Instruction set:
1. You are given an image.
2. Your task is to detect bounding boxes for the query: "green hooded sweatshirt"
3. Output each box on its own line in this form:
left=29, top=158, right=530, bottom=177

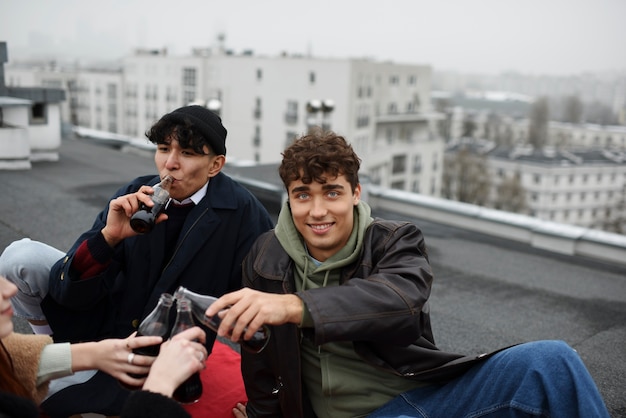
left=274, top=200, right=424, bottom=418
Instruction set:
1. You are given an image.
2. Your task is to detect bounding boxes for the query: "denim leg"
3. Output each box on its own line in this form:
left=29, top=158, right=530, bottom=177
left=0, top=238, right=63, bottom=321
left=368, top=340, right=609, bottom=418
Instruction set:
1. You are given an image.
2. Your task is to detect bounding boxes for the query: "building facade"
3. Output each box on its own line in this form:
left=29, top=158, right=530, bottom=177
left=5, top=47, right=446, bottom=196
left=446, top=141, right=626, bottom=230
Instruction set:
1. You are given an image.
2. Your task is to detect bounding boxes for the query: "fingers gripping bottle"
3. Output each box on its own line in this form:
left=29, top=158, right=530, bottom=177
left=174, top=286, right=271, bottom=354
left=130, top=175, right=174, bottom=234
left=171, top=297, right=203, bottom=404
left=128, top=293, right=174, bottom=382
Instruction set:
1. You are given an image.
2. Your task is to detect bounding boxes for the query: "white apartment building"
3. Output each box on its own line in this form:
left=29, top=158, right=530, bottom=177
left=447, top=142, right=626, bottom=229
left=1, top=42, right=66, bottom=169
left=5, top=48, right=446, bottom=196
left=450, top=109, right=626, bottom=150
left=4, top=61, right=78, bottom=128
left=512, top=119, right=626, bottom=150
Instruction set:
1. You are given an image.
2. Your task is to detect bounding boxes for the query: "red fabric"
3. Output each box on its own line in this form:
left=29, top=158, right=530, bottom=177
left=73, top=239, right=110, bottom=279
left=182, top=340, right=248, bottom=418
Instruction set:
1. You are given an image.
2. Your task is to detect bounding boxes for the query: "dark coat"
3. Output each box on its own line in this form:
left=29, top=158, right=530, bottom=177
left=120, top=391, right=190, bottom=418
left=0, top=390, right=190, bottom=418
left=42, top=172, right=273, bottom=350
left=241, top=219, right=505, bottom=418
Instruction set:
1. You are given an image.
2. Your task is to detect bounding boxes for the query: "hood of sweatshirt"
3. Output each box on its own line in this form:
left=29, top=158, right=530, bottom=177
left=274, top=199, right=373, bottom=291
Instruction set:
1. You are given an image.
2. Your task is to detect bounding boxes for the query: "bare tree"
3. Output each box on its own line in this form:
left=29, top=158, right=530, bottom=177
left=483, top=112, right=500, bottom=141
left=442, top=148, right=491, bottom=206
left=462, top=114, right=477, bottom=138
left=528, top=96, right=550, bottom=148
left=562, top=95, right=583, bottom=124
left=494, top=174, right=528, bottom=213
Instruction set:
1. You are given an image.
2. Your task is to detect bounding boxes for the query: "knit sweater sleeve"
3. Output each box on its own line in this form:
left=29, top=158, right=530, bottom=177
left=1, top=333, right=54, bottom=405
left=36, top=342, right=73, bottom=386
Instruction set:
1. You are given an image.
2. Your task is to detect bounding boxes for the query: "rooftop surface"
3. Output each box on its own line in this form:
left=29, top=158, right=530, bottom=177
left=1, top=137, right=624, bottom=416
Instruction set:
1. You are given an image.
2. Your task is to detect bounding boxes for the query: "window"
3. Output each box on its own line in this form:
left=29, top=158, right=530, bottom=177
left=256, top=68, right=263, bottom=80
left=183, top=91, right=195, bottom=105
left=386, top=128, right=393, bottom=143
left=253, top=126, right=261, bottom=147
left=254, top=97, right=262, bottom=119
left=30, top=103, right=46, bottom=124
left=309, top=71, right=316, bottom=84
left=408, top=75, right=417, bottom=85
left=183, top=68, right=196, bottom=87
left=108, top=103, right=117, bottom=118
left=412, top=155, right=422, bottom=173
left=392, top=155, right=406, bottom=174
left=389, top=75, right=399, bottom=85
left=285, top=101, right=298, bottom=124
left=107, top=84, right=117, bottom=99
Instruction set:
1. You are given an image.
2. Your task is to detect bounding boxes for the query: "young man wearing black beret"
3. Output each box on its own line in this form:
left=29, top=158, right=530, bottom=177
left=0, top=105, right=274, bottom=416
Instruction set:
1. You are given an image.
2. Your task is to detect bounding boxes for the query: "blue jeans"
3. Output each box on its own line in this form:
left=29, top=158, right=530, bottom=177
left=368, top=340, right=609, bottom=418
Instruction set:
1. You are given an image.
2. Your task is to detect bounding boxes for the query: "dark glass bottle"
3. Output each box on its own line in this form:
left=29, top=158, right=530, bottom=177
left=130, top=175, right=174, bottom=234
left=174, top=286, right=271, bottom=354
left=128, top=293, right=174, bottom=382
left=171, top=297, right=203, bottom=404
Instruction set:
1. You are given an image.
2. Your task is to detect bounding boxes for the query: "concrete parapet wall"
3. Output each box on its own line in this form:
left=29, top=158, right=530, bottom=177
left=367, top=186, right=626, bottom=267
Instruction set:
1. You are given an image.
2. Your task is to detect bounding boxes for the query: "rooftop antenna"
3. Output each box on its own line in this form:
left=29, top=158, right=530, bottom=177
left=217, top=32, right=226, bottom=54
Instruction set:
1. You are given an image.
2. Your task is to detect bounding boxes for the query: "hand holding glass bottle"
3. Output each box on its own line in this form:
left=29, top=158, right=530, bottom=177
left=174, top=286, right=271, bottom=353
left=130, top=175, right=174, bottom=234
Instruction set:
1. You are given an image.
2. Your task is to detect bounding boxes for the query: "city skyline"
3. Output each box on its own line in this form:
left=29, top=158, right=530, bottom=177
left=1, top=0, right=625, bottom=76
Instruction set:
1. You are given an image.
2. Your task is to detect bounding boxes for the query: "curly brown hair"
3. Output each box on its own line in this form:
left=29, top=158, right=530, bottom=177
left=279, top=129, right=361, bottom=192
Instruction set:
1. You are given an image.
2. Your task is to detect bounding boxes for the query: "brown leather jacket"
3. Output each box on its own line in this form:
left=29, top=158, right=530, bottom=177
left=241, top=219, right=498, bottom=418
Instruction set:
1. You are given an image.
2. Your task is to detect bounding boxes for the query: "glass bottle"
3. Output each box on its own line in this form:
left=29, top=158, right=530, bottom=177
left=170, top=297, right=203, bottom=404
left=174, top=286, right=271, bottom=354
left=128, top=293, right=174, bottom=382
left=130, top=175, right=174, bottom=234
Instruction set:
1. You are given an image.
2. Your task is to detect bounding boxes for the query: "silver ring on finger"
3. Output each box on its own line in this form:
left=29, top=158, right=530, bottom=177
left=127, top=352, right=135, bottom=365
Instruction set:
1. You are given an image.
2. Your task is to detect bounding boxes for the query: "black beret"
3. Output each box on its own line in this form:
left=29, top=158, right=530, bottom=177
left=160, top=105, right=227, bottom=155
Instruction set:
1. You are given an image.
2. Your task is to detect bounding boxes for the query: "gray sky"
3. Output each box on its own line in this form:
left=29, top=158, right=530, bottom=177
left=1, top=0, right=625, bottom=76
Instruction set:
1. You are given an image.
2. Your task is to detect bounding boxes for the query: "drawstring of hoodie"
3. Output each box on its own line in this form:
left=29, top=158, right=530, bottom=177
left=301, top=254, right=331, bottom=354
